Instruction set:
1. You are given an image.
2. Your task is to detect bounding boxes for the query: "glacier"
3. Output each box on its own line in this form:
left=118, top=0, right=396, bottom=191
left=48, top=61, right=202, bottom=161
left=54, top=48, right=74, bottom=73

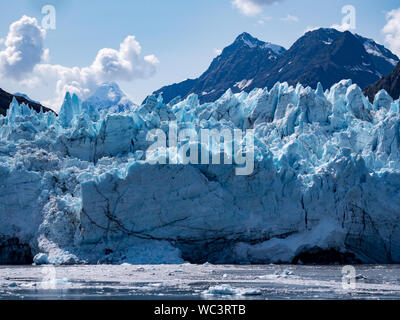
left=1, top=79, right=400, bottom=265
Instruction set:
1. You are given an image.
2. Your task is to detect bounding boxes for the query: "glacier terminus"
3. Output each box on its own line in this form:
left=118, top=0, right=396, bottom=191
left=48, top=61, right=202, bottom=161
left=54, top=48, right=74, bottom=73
left=1, top=79, right=400, bottom=265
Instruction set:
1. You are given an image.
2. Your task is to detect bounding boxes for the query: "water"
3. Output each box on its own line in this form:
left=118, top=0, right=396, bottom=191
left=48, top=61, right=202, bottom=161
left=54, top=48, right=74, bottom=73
left=0, top=264, right=399, bottom=300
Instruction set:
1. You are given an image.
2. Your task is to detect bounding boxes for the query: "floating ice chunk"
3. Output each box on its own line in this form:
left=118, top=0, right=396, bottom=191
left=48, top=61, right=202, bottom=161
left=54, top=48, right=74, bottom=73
left=283, top=269, right=294, bottom=276
left=240, top=288, right=262, bottom=296
left=203, top=285, right=238, bottom=296
left=34, top=253, right=49, bottom=265
left=203, top=285, right=262, bottom=296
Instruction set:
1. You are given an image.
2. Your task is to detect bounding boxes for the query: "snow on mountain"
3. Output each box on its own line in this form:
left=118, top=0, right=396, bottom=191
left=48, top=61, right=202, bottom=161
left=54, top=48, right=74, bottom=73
left=1, top=81, right=400, bottom=265
left=152, top=32, right=286, bottom=104
left=363, top=40, right=397, bottom=65
left=259, top=28, right=400, bottom=91
left=234, top=79, right=254, bottom=90
left=153, top=29, right=399, bottom=105
left=237, top=32, right=286, bottom=54
left=83, top=82, right=137, bottom=114
left=14, top=92, right=41, bottom=105
left=355, top=34, right=399, bottom=72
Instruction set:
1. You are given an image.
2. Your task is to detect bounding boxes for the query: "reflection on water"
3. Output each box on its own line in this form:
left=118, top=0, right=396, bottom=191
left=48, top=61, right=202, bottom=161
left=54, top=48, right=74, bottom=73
left=1, top=264, right=400, bottom=300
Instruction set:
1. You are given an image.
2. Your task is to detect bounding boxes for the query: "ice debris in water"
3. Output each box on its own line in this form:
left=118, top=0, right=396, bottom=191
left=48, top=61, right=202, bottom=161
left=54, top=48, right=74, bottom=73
left=203, top=284, right=262, bottom=296
left=1, top=80, right=400, bottom=265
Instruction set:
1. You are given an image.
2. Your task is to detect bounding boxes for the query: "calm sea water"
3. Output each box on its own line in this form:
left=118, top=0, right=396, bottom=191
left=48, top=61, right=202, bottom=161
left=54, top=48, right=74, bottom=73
left=1, top=264, right=399, bottom=300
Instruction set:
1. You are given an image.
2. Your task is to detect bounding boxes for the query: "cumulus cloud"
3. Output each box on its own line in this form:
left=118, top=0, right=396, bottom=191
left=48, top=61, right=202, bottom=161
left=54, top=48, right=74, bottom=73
left=331, top=5, right=356, bottom=33
left=257, top=16, right=272, bottom=25
left=233, top=0, right=284, bottom=16
left=34, top=35, right=159, bottom=106
left=90, top=36, right=158, bottom=81
left=304, top=26, right=320, bottom=33
left=280, top=14, right=299, bottom=22
left=0, top=15, right=46, bottom=80
left=382, top=8, right=400, bottom=56
left=0, top=15, right=159, bottom=110
left=214, top=48, right=222, bottom=55
left=331, top=22, right=352, bottom=32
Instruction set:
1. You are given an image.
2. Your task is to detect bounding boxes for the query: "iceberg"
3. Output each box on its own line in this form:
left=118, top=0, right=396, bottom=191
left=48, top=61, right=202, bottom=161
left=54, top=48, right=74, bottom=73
left=1, top=80, right=400, bottom=265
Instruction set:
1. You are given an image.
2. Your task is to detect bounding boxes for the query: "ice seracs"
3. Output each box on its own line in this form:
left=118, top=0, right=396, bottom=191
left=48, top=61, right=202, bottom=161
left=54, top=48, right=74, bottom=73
left=1, top=79, right=400, bottom=265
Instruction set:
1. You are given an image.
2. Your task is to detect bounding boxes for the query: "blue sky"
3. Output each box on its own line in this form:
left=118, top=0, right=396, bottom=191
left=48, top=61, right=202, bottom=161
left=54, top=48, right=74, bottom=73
left=0, top=0, right=399, bottom=109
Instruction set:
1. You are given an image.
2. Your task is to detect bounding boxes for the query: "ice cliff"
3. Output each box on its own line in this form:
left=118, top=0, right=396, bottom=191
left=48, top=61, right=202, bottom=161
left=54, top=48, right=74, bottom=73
left=1, top=80, right=400, bottom=265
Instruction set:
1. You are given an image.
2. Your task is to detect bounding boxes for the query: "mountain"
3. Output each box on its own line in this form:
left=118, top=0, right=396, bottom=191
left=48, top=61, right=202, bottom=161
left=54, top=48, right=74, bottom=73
left=83, top=82, right=137, bottom=113
left=0, top=88, right=53, bottom=116
left=153, top=32, right=286, bottom=104
left=13, top=92, right=41, bottom=105
left=364, top=61, right=400, bottom=102
left=153, top=29, right=399, bottom=104
left=355, top=34, right=399, bottom=76
left=261, top=28, right=399, bottom=90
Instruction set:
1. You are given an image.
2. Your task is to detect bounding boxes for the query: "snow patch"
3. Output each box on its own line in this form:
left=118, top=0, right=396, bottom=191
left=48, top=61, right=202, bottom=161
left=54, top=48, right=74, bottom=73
left=234, top=79, right=253, bottom=90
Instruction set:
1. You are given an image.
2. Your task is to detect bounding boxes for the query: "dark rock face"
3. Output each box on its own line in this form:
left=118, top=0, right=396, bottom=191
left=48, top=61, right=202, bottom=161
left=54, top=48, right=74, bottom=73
left=152, top=79, right=198, bottom=106
left=292, top=247, right=362, bottom=265
left=0, top=237, right=33, bottom=265
left=0, top=88, right=54, bottom=116
left=153, top=32, right=286, bottom=104
left=153, top=29, right=399, bottom=105
left=355, top=34, right=399, bottom=77
left=260, top=29, right=394, bottom=91
left=364, top=62, right=400, bottom=102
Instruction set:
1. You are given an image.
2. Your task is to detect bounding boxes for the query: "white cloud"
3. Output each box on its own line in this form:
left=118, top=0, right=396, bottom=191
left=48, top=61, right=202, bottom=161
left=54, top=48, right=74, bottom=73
left=232, top=0, right=284, bottom=16
left=214, top=48, right=222, bottom=55
left=331, top=22, right=352, bottom=32
left=0, top=16, right=159, bottom=111
left=33, top=35, right=159, bottom=109
left=280, top=14, right=299, bottom=22
left=382, top=8, right=400, bottom=56
left=257, top=16, right=272, bottom=25
left=0, top=15, right=46, bottom=80
left=0, top=38, right=4, bottom=45
left=304, top=26, right=320, bottom=33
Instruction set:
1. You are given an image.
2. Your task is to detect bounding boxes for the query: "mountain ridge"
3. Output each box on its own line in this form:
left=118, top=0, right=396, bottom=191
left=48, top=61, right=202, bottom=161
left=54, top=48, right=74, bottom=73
left=153, top=28, right=399, bottom=104
left=153, top=32, right=287, bottom=104
left=364, top=61, right=400, bottom=102
left=0, top=88, right=54, bottom=116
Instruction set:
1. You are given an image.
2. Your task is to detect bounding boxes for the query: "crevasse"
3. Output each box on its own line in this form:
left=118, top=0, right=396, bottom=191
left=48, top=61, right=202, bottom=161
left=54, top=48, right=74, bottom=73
left=1, top=79, right=400, bottom=265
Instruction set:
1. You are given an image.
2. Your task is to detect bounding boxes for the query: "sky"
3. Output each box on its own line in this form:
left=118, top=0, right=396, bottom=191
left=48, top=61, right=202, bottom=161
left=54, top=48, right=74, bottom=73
left=0, top=0, right=400, bottom=111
